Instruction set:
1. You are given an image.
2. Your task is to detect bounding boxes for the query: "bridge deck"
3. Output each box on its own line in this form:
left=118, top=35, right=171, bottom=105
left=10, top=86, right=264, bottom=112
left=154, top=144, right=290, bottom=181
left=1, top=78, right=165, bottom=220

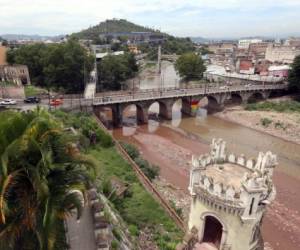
left=92, top=84, right=287, bottom=106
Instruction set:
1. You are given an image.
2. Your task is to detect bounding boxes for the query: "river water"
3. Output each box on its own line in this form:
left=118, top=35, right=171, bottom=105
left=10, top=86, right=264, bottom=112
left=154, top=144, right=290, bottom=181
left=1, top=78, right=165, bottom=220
left=109, top=64, right=300, bottom=249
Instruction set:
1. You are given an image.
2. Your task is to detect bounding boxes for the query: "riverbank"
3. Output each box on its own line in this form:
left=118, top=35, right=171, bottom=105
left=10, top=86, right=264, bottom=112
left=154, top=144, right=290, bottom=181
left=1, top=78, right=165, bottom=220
left=113, top=119, right=300, bottom=250
left=215, top=105, right=300, bottom=144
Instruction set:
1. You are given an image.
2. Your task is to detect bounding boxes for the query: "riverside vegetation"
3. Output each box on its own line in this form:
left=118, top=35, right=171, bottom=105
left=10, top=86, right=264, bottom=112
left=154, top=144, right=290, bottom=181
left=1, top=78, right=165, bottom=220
left=0, top=109, right=182, bottom=250
left=51, top=111, right=183, bottom=249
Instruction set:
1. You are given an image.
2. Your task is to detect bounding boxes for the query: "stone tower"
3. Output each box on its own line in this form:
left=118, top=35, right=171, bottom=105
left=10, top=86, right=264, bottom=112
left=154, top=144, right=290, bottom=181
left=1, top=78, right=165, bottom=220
left=187, top=138, right=277, bottom=250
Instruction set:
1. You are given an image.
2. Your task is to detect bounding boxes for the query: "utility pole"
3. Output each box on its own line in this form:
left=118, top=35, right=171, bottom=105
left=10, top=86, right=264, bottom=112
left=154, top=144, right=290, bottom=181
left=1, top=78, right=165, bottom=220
left=157, top=45, right=162, bottom=74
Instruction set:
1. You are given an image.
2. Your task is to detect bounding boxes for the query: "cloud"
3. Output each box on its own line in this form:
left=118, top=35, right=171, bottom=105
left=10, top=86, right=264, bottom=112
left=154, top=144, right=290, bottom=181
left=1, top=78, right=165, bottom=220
left=0, top=0, right=299, bottom=37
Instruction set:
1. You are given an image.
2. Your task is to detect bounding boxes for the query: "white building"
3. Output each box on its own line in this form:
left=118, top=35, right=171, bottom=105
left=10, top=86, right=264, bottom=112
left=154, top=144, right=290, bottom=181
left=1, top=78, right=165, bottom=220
left=265, top=44, right=300, bottom=64
left=238, top=39, right=263, bottom=49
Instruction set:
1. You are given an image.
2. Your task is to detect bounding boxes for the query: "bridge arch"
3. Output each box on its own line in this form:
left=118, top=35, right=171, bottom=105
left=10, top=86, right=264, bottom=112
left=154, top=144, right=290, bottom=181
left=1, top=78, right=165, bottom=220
left=207, top=95, right=221, bottom=113
left=268, top=90, right=283, bottom=99
left=247, top=92, right=264, bottom=103
left=230, top=93, right=243, bottom=105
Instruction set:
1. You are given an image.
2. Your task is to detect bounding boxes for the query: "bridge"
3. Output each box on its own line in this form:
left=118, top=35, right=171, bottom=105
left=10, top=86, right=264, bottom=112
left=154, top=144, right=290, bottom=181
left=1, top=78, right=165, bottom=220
left=93, top=83, right=288, bottom=127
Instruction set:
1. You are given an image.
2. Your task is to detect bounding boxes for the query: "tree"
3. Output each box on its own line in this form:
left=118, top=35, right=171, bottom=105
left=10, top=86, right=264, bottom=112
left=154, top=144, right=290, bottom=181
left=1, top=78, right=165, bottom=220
left=288, top=55, right=300, bottom=90
left=97, top=53, right=138, bottom=91
left=0, top=108, right=96, bottom=250
left=6, top=39, right=94, bottom=93
left=175, top=52, right=206, bottom=80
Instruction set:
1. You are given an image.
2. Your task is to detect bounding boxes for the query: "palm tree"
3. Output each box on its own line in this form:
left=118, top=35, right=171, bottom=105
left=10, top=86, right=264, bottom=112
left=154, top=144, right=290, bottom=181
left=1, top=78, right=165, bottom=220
left=0, top=109, right=96, bottom=250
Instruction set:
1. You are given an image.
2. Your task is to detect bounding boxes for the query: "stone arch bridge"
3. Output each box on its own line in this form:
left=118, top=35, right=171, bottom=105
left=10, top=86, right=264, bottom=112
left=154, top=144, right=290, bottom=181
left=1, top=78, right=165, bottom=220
left=93, top=83, right=287, bottom=127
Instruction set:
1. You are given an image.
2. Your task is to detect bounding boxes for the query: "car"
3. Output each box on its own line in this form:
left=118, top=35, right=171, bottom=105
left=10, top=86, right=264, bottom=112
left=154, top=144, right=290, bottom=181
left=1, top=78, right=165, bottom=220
left=50, top=98, right=63, bottom=106
left=0, top=99, right=17, bottom=105
left=245, top=84, right=252, bottom=88
left=24, top=96, right=41, bottom=103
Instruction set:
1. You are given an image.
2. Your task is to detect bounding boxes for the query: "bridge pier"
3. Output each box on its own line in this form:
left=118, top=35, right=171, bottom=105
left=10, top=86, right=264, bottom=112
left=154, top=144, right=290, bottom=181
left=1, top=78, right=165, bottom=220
left=159, top=100, right=173, bottom=120
left=112, top=104, right=123, bottom=128
left=137, top=106, right=149, bottom=125
left=181, top=97, right=203, bottom=117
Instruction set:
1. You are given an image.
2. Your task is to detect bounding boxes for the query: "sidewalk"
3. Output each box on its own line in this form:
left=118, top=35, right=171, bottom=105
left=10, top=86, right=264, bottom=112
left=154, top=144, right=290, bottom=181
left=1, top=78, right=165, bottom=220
left=66, top=205, right=97, bottom=250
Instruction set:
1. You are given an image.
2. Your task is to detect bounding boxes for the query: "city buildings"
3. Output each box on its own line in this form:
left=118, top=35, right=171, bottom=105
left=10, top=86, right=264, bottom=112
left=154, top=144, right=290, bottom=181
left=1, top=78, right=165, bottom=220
left=238, top=39, right=263, bottom=49
left=265, top=44, right=300, bottom=64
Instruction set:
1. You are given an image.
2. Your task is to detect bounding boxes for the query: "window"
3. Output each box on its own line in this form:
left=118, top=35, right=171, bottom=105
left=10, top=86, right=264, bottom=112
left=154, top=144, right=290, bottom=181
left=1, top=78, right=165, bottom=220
left=249, top=198, right=255, bottom=215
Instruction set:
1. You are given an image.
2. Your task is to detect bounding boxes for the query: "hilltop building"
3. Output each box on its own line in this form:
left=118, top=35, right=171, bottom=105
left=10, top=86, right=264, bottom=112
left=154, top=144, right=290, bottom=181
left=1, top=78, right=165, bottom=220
left=178, top=139, right=277, bottom=250
left=238, top=39, right=263, bottom=49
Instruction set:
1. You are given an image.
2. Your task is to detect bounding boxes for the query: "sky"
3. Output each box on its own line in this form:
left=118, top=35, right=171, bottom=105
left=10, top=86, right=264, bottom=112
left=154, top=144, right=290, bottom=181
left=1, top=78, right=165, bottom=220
left=1, top=0, right=300, bottom=38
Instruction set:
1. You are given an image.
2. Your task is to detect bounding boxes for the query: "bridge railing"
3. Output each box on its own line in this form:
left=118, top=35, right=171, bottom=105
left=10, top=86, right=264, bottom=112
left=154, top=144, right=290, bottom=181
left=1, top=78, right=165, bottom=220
left=92, top=83, right=288, bottom=105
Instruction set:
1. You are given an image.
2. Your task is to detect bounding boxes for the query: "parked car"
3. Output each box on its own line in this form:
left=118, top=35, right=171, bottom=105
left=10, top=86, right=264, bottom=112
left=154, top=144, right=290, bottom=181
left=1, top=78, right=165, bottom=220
left=24, top=96, right=41, bottom=103
left=50, top=98, right=63, bottom=106
left=245, top=84, right=252, bottom=88
left=0, top=99, right=17, bottom=105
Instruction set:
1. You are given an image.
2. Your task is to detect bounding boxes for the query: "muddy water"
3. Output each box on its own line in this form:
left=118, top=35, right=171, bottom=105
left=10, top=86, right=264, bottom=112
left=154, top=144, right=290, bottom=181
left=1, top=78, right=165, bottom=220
left=111, top=102, right=300, bottom=250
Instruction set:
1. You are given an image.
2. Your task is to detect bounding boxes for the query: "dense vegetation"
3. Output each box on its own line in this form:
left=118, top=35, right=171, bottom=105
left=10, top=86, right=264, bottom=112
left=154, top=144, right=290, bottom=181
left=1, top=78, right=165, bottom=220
left=245, top=100, right=300, bottom=113
left=72, top=19, right=159, bottom=41
left=0, top=109, right=96, bottom=250
left=90, top=147, right=182, bottom=249
left=52, top=111, right=183, bottom=249
left=73, top=19, right=195, bottom=55
left=97, top=53, right=139, bottom=90
left=0, top=109, right=182, bottom=249
left=6, top=39, right=94, bottom=93
left=121, top=142, right=159, bottom=181
left=289, top=55, right=300, bottom=90
left=175, top=52, right=206, bottom=80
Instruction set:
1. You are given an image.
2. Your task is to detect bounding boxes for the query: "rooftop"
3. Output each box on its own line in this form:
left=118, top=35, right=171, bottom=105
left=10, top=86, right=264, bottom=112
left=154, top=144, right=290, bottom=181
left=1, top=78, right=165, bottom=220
left=201, top=163, right=252, bottom=190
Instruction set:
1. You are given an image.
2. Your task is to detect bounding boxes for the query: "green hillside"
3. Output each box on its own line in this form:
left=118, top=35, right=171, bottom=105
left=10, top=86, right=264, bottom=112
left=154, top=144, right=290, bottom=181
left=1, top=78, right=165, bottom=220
left=71, top=18, right=195, bottom=54
left=72, top=19, right=161, bottom=40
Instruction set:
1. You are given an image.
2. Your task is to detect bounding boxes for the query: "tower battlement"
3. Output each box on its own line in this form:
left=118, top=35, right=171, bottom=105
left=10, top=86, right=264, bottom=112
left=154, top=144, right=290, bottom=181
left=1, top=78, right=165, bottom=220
left=187, top=138, right=278, bottom=250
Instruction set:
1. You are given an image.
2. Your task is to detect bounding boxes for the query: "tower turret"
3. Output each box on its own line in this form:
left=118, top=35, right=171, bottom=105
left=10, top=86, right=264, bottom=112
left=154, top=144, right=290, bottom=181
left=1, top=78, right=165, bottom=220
left=187, top=138, right=277, bottom=250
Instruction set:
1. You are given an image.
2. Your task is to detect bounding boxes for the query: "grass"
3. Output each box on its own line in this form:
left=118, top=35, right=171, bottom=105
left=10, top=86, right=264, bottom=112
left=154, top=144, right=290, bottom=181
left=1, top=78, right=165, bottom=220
left=53, top=110, right=183, bottom=249
left=89, top=146, right=183, bottom=249
left=24, top=85, right=48, bottom=97
left=245, top=100, right=300, bottom=113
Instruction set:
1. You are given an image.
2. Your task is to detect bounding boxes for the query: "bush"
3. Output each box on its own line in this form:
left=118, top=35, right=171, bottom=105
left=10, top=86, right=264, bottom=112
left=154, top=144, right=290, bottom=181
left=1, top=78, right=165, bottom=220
left=260, top=118, right=272, bottom=127
left=51, top=111, right=113, bottom=148
left=121, top=142, right=159, bottom=181
left=120, top=142, right=140, bottom=159
left=134, top=156, right=159, bottom=181
left=128, top=224, right=139, bottom=236
left=274, top=121, right=286, bottom=130
left=245, top=101, right=300, bottom=113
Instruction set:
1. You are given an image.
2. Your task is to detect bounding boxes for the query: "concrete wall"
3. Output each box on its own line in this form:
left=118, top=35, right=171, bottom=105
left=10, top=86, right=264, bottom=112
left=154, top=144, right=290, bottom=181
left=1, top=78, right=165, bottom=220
left=0, top=86, right=25, bottom=99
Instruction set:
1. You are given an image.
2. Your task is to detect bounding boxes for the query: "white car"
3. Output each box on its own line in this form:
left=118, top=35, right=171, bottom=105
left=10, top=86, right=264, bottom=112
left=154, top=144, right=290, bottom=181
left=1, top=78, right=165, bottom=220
left=0, top=99, right=17, bottom=105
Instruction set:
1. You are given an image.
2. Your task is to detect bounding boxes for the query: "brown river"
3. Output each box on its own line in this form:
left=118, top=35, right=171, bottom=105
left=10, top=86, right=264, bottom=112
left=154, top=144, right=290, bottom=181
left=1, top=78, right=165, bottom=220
left=108, top=63, right=300, bottom=250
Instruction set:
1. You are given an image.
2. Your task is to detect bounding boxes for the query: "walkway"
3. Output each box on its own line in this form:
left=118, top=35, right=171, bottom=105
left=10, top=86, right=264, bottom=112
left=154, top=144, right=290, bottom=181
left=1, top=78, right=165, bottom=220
left=92, top=83, right=287, bottom=105
left=66, top=205, right=96, bottom=250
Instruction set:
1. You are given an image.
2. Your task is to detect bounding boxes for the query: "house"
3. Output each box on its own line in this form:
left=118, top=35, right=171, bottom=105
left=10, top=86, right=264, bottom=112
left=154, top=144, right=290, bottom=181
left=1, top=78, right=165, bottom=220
left=0, top=64, right=31, bottom=85
left=268, top=65, right=290, bottom=78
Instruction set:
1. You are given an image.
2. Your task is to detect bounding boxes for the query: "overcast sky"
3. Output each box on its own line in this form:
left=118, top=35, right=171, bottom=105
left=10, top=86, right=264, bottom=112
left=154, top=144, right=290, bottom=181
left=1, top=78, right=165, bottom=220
left=1, top=0, right=300, bottom=38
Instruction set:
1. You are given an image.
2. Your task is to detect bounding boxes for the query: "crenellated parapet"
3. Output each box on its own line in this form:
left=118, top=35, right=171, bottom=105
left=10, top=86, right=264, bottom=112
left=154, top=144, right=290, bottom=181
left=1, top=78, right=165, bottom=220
left=189, top=138, right=277, bottom=221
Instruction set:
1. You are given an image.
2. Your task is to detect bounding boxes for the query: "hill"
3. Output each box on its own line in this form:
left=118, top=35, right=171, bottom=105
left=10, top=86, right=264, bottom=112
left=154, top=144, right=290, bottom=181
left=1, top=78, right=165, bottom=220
left=72, top=18, right=195, bottom=54
left=72, top=19, right=161, bottom=40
